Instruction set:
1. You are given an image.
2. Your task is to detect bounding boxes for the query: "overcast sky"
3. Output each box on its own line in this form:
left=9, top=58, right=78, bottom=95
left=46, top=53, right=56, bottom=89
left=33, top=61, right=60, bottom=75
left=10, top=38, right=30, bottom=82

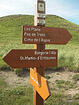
left=0, top=0, right=79, bottom=25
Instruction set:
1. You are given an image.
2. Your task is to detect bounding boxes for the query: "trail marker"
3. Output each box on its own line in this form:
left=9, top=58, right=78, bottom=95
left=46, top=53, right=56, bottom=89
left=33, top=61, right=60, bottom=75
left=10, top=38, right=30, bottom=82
left=30, top=68, right=51, bottom=100
left=37, top=1, right=45, bottom=13
left=3, top=0, right=72, bottom=105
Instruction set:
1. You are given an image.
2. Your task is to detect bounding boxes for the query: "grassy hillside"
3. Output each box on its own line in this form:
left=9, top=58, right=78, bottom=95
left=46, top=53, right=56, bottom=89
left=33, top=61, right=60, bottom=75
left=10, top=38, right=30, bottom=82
left=0, top=15, right=79, bottom=70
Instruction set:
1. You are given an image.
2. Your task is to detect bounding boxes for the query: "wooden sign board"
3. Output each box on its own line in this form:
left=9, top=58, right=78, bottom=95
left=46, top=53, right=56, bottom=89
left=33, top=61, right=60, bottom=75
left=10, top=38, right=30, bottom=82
left=30, top=68, right=51, bottom=100
left=3, top=49, right=58, bottom=68
left=23, top=26, right=72, bottom=44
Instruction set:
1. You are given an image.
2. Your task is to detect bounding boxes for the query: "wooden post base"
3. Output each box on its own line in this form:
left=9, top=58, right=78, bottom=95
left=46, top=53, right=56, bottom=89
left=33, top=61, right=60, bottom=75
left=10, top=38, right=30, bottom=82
left=33, top=89, right=44, bottom=105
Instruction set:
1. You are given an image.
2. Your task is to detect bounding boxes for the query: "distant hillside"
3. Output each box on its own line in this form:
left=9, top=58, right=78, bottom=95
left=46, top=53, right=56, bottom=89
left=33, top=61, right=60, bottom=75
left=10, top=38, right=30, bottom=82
left=0, top=15, right=79, bottom=70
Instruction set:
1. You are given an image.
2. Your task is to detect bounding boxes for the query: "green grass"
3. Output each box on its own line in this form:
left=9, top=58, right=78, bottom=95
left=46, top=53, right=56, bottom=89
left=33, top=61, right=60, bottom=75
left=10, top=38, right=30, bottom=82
left=55, top=80, right=75, bottom=90
left=14, top=68, right=29, bottom=76
left=73, top=93, right=79, bottom=99
left=0, top=77, right=79, bottom=105
left=72, top=74, right=79, bottom=81
left=45, top=92, right=79, bottom=105
left=0, top=83, right=79, bottom=105
left=0, top=81, right=33, bottom=105
left=0, top=14, right=79, bottom=71
left=45, top=75, right=51, bottom=79
left=46, top=44, right=79, bottom=71
left=0, top=77, right=7, bottom=88
left=0, top=77, right=33, bottom=105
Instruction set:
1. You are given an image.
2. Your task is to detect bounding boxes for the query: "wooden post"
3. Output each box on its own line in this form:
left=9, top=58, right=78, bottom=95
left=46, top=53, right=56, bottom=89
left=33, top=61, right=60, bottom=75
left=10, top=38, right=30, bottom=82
left=33, top=44, right=45, bottom=105
left=33, top=0, right=45, bottom=105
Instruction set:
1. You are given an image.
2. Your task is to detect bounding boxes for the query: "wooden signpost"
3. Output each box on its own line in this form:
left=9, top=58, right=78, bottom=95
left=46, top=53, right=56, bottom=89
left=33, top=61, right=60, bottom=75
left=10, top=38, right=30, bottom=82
left=33, top=1, right=46, bottom=105
left=3, top=0, right=72, bottom=105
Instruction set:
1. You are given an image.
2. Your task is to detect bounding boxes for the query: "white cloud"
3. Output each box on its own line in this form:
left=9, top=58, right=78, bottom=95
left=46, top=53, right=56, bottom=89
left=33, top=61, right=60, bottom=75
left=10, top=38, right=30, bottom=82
left=0, top=0, right=36, bottom=17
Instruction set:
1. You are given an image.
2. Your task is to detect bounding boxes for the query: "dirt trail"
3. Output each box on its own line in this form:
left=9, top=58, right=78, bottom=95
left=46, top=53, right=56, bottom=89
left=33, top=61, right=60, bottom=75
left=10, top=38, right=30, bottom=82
left=0, top=71, right=30, bottom=87
left=46, top=70, right=79, bottom=97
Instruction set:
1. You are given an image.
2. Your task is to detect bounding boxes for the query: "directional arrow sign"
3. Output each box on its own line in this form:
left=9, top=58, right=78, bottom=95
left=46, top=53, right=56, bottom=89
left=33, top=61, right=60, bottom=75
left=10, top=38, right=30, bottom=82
left=23, top=26, right=72, bottom=44
left=3, top=49, right=57, bottom=68
left=30, top=68, right=51, bottom=100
